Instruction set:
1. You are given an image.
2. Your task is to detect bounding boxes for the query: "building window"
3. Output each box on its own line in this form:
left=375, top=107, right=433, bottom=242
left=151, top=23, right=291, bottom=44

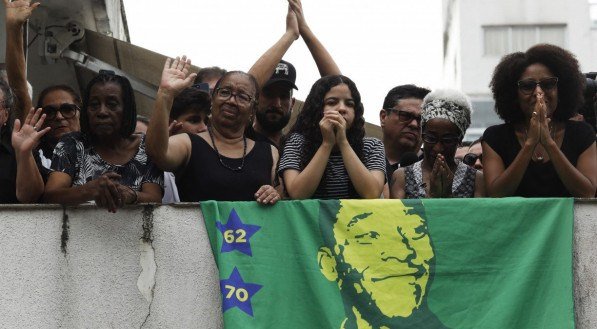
left=483, top=25, right=566, bottom=56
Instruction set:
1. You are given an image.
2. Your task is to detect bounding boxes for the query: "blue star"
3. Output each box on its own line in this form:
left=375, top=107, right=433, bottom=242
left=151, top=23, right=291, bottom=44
left=220, top=267, right=263, bottom=316
left=216, top=209, right=261, bottom=256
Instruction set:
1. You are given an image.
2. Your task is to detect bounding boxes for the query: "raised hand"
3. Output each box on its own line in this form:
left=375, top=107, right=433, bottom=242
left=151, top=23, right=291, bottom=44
left=286, top=3, right=299, bottom=40
left=12, top=107, right=50, bottom=155
left=159, top=56, right=197, bottom=97
left=524, top=93, right=544, bottom=147
left=536, top=94, right=553, bottom=146
left=168, top=120, right=184, bottom=136
left=288, top=0, right=308, bottom=33
left=3, top=0, right=39, bottom=25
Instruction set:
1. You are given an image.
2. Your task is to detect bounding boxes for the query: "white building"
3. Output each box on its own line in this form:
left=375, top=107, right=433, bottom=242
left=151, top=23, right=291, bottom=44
left=443, top=0, right=597, bottom=140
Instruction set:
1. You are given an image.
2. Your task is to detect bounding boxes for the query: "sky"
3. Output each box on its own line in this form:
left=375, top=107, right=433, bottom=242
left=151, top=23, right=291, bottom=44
left=123, top=0, right=443, bottom=124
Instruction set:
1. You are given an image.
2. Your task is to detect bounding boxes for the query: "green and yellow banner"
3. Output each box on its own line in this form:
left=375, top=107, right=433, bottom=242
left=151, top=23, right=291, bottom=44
left=201, top=198, right=574, bottom=329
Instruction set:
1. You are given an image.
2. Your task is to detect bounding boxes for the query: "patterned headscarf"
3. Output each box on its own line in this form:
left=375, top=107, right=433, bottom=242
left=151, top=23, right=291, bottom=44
left=421, top=89, right=472, bottom=136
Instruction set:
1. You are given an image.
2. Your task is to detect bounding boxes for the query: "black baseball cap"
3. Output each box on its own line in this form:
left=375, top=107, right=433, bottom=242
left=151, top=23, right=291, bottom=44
left=263, top=60, right=298, bottom=90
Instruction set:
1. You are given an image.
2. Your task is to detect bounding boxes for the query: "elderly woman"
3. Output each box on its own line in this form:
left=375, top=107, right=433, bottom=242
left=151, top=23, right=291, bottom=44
left=279, top=75, right=386, bottom=199
left=146, top=57, right=280, bottom=204
left=391, top=89, right=485, bottom=198
left=483, top=44, right=596, bottom=197
left=43, top=71, right=164, bottom=212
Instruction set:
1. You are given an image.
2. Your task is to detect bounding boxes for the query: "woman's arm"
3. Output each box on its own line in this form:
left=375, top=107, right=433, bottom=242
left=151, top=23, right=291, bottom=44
left=482, top=140, right=534, bottom=197
left=146, top=57, right=196, bottom=172
left=389, top=169, right=407, bottom=199
left=338, top=140, right=385, bottom=199
left=473, top=171, right=486, bottom=197
left=136, top=182, right=163, bottom=203
left=248, top=5, right=299, bottom=89
left=544, top=139, right=596, bottom=197
left=12, top=108, right=50, bottom=203
left=4, top=0, right=39, bottom=122
left=44, top=171, right=123, bottom=212
left=283, top=143, right=334, bottom=199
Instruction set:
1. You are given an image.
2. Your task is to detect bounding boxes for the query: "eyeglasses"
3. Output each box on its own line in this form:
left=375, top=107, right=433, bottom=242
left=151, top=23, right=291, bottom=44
left=422, top=133, right=461, bottom=146
left=215, top=87, right=254, bottom=105
left=384, top=108, right=421, bottom=124
left=42, top=103, right=79, bottom=120
left=463, top=153, right=482, bottom=166
left=517, top=77, right=558, bottom=95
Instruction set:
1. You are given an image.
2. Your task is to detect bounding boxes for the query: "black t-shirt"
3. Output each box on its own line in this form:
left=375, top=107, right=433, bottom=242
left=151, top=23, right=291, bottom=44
left=483, top=120, right=595, bottom=197
left=0, top=127, right=17, bottom=203
left=176, top=133, right=273, bottom=201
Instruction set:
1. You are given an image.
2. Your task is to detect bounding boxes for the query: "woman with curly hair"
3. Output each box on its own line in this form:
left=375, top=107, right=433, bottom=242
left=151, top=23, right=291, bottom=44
left=483, top=44, right=596, bottom=197
left=279, top=75, right=386, bottom=199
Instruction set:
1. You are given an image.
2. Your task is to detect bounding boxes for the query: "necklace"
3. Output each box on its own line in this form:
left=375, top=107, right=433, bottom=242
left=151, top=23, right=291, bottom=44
left=207, top=126, right=247, bottom=171
left=523, top=122, right=555, bottom=161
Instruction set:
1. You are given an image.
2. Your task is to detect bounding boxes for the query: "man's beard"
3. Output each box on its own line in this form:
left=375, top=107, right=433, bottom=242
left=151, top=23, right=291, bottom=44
left=255, top=108, right=291, bottom=133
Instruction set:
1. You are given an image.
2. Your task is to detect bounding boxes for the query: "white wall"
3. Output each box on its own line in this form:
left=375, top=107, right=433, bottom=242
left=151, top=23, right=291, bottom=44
left=0, top=204, right=222, bottom=328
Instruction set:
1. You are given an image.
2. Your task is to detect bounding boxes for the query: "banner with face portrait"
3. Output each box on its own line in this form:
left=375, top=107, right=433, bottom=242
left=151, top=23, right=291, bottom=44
left=201, top=198, right=574, bottom=329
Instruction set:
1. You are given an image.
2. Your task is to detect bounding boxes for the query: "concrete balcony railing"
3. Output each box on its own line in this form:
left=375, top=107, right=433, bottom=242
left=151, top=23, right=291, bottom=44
left=0, top=200, right=595, bottom=328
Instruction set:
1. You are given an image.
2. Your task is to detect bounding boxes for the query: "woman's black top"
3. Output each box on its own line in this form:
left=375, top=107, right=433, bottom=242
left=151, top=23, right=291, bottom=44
left=0, top=127, right=17, bottom=203
left=176, top=133, right=273, bottom=201
left=483, top=120, right=595, bottom=197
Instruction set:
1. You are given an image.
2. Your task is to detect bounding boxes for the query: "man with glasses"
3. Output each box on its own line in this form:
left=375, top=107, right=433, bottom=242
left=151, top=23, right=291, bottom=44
left=380, top=85, right=430, bottom=197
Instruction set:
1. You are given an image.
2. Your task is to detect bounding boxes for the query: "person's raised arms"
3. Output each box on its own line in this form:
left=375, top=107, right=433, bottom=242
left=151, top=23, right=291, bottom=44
left=12, top=107, right=50, bottom=202
left=288, top=0, right=341, bottom=76
left=3, top=0, right=39, bottom=122
left=146, top=56, right=197, bottom=172
left=248, top=5, right=299, bottom=89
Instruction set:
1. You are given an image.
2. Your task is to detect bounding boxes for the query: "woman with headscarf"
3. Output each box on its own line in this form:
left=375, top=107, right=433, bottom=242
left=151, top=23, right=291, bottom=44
left=391, top=89, right=485, bottom=198
left=43, top=71, right=164, bottom=212
left=483, top=44, right=596, bottom=197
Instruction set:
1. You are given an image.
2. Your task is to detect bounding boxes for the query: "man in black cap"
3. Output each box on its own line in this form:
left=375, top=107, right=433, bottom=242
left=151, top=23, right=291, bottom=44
left=251, top=60, right=297, bottom=146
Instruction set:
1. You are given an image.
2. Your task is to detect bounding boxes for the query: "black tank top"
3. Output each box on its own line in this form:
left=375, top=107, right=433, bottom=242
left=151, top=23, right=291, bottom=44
left=176, top=133, right=273, bottom=201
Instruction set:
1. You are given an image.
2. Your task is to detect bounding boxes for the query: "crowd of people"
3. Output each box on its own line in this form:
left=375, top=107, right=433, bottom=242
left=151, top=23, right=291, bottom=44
left=0, top=0, right=595, bottom=211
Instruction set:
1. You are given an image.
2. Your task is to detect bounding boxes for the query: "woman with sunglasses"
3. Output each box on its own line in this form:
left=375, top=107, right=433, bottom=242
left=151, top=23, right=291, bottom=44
left=146, top=57, right=280, bottom=204
left=391, top=89, right=485, bottom=198
left=483, top=44, right=596, bottom=197
left=279, top=75, right=386, bottom=199
left=43, top=71, right=164, bottom=212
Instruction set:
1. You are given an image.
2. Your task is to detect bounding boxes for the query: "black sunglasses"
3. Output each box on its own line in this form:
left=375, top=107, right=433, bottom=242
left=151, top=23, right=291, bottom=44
left=517, top=77, right=558, bottom=95
left=463, top=153, right=482, bottom=166
left=384, top=108, right=422, bottom=124
left=422, top=133, right=461, bottom=145
left=42, top=103, right=79, bottom=120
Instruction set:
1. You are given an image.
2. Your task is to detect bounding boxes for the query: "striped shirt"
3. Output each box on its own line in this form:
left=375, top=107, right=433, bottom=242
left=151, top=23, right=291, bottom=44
left=279, top=133, right=386, bottom=199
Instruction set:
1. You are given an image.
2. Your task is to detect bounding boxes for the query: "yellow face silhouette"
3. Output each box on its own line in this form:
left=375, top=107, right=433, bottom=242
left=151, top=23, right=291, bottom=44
left=331, top=200, right=433, bottom=318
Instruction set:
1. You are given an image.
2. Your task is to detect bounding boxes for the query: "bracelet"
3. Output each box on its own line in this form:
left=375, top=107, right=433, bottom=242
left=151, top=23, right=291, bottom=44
left=125, top=185, right=138, bottom=205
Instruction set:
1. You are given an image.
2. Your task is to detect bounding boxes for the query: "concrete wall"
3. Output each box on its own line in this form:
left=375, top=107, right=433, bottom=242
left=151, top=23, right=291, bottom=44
left=0, top=204, right=222, bottom=328
left=0, top=201, right=595, bottom=328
